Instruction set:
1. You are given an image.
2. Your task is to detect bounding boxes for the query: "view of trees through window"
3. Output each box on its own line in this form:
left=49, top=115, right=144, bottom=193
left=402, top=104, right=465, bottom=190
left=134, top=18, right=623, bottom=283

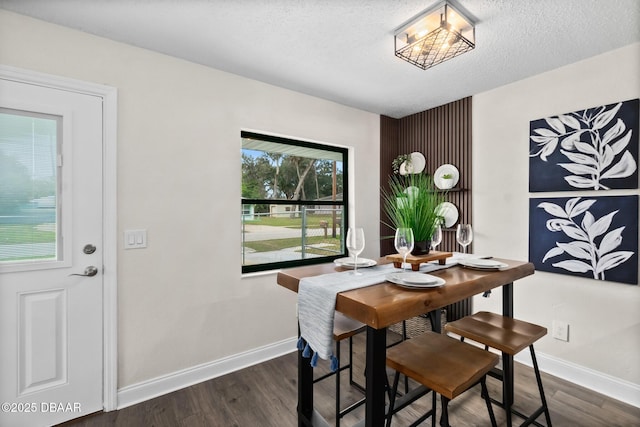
left=241, top=131, right=348, bottom=273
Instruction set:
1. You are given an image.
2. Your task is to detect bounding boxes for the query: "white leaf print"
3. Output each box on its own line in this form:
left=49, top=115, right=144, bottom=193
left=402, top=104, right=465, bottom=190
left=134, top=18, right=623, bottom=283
left=573, top=141, right=599, bottom=156
left=593, top=103, right=622, bottom=130
left=564, top=197, right=581, bottom=216
left=546, top=117, right=565, bottom=134
left=546, top=218, right=572, bottom=231
left=559, top=114, right=581, bottom=129
left=533, top=128, right=558, bottom=137
left=537, top=195, right=634, bottom=282
left=531, top=135, right=555, bottom=144
left=601, top=144, right=615, bottom=169
left=538, top=202, right=567, bottom=218
left=565, top=175, right=598, bottom=188
left=560, top=132, right=583, bottom=150
left=602, top=119, right=625, bottom=145
left=539, top=138, right=558, bottom=162
left=586, top=210, right=618, bottom=240
left=558, top=162, right=598, bottom=176
left=559, top=223, right=589, bottom=241
left=532, top=101, right=636, bottom=190
left=560, top=150, right=598, bottom=166
left=542, top=246, right=565, bottom=263
left=552, top=260, right=593, bottom=273
left=610, top=130, right=632, bottom=155
left=569, top=199, right=596, bottom=218
left=595, top=251, right=634, bottom=275
left=581, top=211, right=595, bottom=230
left=557, top=241, right=592, bottom=260
left=601, top=151, right=637, bottom=179
left=599, top=226, right=625, bottom=256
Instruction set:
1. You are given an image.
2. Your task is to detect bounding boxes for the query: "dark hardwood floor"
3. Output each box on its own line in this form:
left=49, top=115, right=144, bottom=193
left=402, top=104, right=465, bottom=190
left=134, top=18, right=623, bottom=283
left=60, top=332, right=640, bottom=427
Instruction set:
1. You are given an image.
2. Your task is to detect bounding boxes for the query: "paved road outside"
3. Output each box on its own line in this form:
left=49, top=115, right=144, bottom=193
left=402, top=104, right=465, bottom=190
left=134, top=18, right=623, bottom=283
left=242, top=223, right=341, bottom=264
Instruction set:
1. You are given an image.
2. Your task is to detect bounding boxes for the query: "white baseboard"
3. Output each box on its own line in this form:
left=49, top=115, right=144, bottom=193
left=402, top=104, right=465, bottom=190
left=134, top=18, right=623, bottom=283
left=116, top=337, right=640, bottom=411
left=516, top=350, right=640, bottom=408
left=117, top=337, right=298, bottom=410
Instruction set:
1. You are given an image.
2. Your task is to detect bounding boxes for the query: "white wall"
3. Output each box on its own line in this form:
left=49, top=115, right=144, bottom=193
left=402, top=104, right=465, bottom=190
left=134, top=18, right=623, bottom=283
left=0, top=9, right=380, bottom=393
left=473, top=43, right=640, bottom=401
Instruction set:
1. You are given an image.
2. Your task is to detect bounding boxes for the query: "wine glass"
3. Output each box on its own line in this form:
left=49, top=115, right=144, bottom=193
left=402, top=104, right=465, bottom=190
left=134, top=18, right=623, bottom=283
left=456, top=224, right=473, bottom=254
left=394, top=228, right=414, bottom=271
left=346, top=227, right=365, bottom=275
left=430, top=222, right=443, bottom=251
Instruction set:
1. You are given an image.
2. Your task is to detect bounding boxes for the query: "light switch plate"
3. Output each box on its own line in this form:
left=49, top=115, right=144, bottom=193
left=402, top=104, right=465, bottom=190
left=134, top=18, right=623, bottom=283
left=124, top=229, right=147, bottom=249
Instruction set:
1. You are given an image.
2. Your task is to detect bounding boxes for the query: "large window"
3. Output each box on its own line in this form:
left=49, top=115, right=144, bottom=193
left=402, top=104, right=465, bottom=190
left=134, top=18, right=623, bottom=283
left=241, top=131, right=348, bottom=273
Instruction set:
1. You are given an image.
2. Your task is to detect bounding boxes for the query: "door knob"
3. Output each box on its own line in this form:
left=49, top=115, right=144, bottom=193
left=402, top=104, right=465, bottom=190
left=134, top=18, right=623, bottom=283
left=69, top=266, right=99, bottom=277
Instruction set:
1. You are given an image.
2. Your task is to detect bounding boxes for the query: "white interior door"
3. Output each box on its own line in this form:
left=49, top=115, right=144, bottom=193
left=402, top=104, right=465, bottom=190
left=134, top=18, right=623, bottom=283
left=0, top=79, right=103, bottom=426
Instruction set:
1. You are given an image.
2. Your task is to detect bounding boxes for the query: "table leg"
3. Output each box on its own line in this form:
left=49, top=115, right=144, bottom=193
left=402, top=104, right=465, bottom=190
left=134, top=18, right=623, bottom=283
left=428, top=309, right=442, bottom=333
left=298, top=332, right=313, bottom=427
left=502, top=282, right=514, bottom=427
left=365, top=326, right=387, bottom=427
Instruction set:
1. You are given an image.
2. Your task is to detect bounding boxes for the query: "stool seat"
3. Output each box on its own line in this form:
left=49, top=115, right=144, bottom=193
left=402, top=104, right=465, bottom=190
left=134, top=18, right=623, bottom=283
left=333, top=312, right=366, bottom=340
left=445, top=311, right=547, bottom=355
left=387, top=331, right=499, bottom=400
left=386, top=331, right=498, bottom=427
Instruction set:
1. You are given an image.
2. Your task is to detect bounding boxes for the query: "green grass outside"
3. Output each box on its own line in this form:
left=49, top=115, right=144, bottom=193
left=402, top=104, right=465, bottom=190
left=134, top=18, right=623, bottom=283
left=244, top=236, right=341, bottom=253
left=245, top=214, right=342, bottom=228
left=0, top=225, right=56, bottom=245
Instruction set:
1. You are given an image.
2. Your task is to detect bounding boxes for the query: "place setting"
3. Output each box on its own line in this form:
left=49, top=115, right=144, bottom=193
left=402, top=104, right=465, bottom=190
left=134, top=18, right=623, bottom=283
left=453, top=224, right=508, bottom=270
left=333, top=257, right=377, bottom=269
left=335, top=227, right=379, bottom=274
left=458, top=258, right=509, bottom=271
left=386, top=226, right=447, bottom=289
left=385, top=271, right=445, bottom=289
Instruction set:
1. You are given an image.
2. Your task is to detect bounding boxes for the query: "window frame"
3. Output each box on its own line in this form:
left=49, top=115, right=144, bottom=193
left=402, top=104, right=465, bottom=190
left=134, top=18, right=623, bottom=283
left=241, top=130, right=349, bottom=274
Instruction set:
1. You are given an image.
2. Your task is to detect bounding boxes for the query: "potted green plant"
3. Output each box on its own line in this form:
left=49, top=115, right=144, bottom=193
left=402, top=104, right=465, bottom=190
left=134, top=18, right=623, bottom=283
left=381, top=172, right=447, bottom=255
left=391, top=154, right=412, bottom=175
left=440, top=173, right=455, bottom=189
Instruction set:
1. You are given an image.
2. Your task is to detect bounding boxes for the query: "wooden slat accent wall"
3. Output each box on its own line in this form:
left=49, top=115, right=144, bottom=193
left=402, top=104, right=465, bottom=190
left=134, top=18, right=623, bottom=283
left=380, top=97, right=473, bottom=321
left=380, top=115, right=400, bottom=253
left=380, top=97, right=472, bottom=256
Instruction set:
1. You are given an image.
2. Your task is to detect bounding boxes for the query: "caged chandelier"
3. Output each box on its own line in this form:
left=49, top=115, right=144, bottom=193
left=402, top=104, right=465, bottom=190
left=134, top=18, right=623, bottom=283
left=394, top=0, right=475, bottom=70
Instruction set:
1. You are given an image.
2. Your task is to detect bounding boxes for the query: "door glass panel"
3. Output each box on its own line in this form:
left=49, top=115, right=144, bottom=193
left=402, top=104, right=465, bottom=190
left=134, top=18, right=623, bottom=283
left=0, top=109, right=61, bottom=263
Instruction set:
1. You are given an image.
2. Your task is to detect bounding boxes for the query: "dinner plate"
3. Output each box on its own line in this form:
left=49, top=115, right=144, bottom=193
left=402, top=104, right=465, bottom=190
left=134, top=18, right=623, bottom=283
left=435, top=202, right=459, bottom=228
left=459, top=259, right=508, bottom=270
left=386, top=272, right=445, bottom=289
left=399, top=152, right=426, bottom=175
left=334, top=257, right=377, bottom=268
left=434, top=164, right=460, bottom=189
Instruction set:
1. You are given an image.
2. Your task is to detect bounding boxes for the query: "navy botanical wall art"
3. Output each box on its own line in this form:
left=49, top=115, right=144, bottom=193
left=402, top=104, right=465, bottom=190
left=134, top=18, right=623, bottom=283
left=529, top=98, right=639, bottom=192
left=529, top=195, right=638, bottom=285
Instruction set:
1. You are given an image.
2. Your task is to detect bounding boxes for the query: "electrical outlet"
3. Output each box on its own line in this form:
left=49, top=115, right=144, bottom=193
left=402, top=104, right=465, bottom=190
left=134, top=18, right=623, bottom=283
left=552, top=320, right=569, bottom=342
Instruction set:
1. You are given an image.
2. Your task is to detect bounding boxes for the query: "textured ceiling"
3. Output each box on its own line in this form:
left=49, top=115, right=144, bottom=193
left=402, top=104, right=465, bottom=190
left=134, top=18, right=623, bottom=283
left=1, top=0, right=638, bottom=118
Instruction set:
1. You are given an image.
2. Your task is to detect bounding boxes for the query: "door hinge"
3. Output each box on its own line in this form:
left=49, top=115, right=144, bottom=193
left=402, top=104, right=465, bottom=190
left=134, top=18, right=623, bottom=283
left=57, top=154, right=63, bottom=167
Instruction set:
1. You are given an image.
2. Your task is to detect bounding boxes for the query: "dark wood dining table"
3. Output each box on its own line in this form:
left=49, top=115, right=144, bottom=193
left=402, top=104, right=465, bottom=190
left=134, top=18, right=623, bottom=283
left=277, top=257, right=535, bottom=427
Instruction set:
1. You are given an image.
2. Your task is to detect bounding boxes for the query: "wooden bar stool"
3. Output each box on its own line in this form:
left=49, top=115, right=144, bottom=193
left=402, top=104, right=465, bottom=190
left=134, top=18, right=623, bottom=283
left=444, top=311, right=552, bottom=427
left=313, top=312, right=366, bottom=427
left=386, top=331, right=498, bottom=427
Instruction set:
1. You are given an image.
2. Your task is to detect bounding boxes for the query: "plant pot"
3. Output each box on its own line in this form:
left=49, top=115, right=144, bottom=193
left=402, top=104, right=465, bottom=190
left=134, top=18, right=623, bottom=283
left=440, top=178, right=455, bottom=189
left=411, top=240, right=431, bottom=255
